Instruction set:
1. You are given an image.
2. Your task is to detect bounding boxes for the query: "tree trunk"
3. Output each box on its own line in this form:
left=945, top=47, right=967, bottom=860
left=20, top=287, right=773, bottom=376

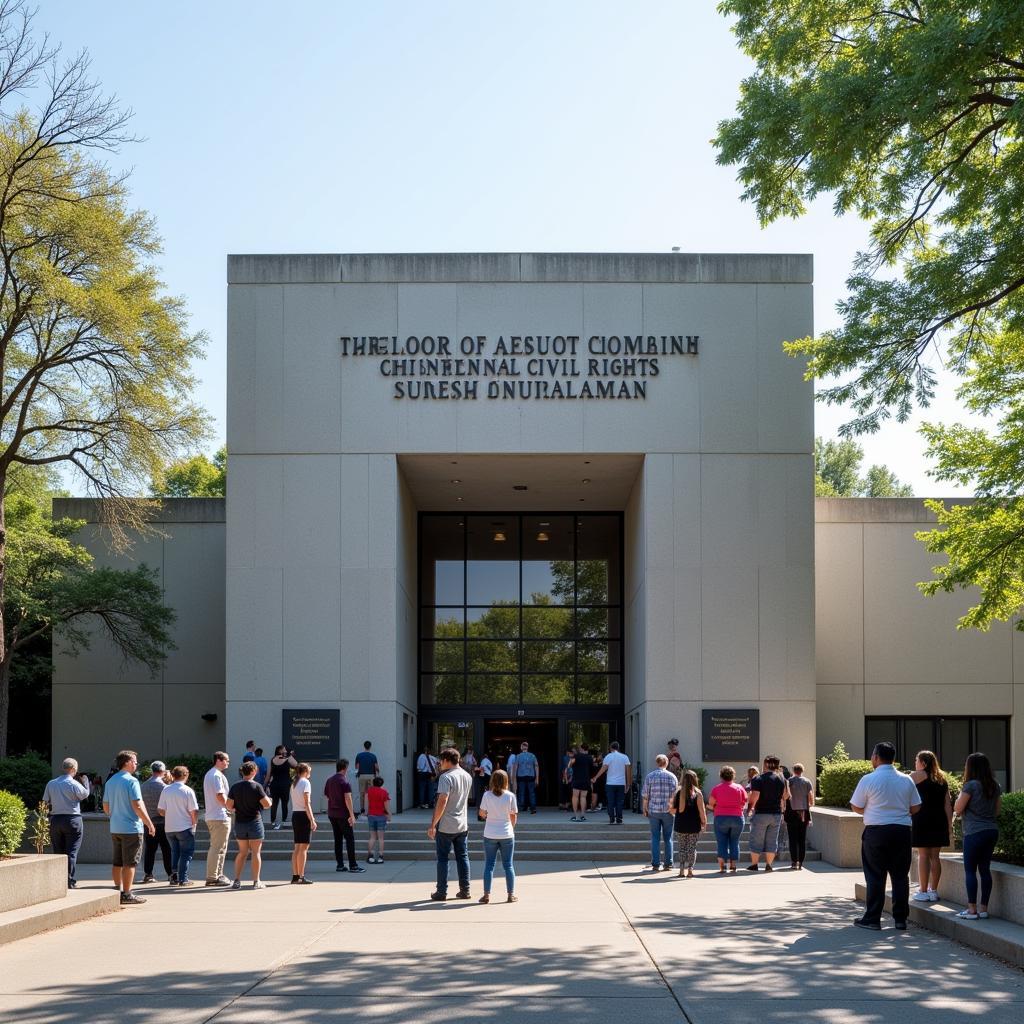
left=0, top=490, right=7, bottom=760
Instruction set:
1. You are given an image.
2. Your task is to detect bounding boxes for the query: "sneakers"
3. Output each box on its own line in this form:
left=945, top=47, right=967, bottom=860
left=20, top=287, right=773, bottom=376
left=912, top=891, right=933, bottom=902
left=746, top=864, right=759, bottom=872
left=764, top=863, right=773, bottom=873
left=927, top=890, right=939, bottom=902
left=177, top=880, right=195, bottom=888
left=578, top=815, right=587, bottom=822
left=252, top=880, right=266, bottom=890
left=429, top=891, right=447, bottom=901
left=894, top=920, right=907, bottom=931
left=570, top=816, right=579, bottom=822
left=455, top=889, right=471, bottom=900
left=507, top=893, right=518, bottom=902
left=206, top=877, right=231, bottom=887
left=231, top=879, right=242, bottom=890
left=272, top=822, right=282, bottom=830
left=294, top=876, right=314, bottom=885
left=853, top=917, right=881, bottom=931
left=957, top=909, right=979, bottom=920
left=120, top=892, right=146, bottom=905
left=349, top=865, right=366, bottom=873
left=142, top=874, right=155, bottom=884
left=336, top=865, right=348, bottom=872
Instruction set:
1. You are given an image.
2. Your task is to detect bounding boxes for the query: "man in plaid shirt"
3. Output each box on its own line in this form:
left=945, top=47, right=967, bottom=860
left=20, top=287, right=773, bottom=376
left=643, top=754, right=680, bottom=870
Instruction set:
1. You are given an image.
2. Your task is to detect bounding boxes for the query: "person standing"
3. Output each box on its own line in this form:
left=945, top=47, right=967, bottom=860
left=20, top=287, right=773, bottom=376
left=671, top=770, right=707, bottom=878
left=140, top=761, right=173, bottom=883
left=785, top=763, right=815, bottom=870
left=416, top=746, right=438, bottom=809
left=203, top=752, right=232, bottom=887
left=354, top=741, right=380, bottom=817
left=592, top=741, right=632, bottom=825
left=324, top=759, right=365, bottom=873
left=366, top=776, right=391, bottom=863
left=910, top=750, right=952, bottom=902
left=568, top=744, right=594, bottom=822
left=665, top=739, right=684, bottom=782
left=242, top=739, right=256, bottom=762
left=514, top=741, right=539, bottom=815
left=252, top=747, right=269, bottom=788
left=954, top=751, right=1002, bottom=921
left=103, top=750, right=156, bottom=905
left=850, top=741, right=922, bottom=931
left=43, top=757, right=90, bottom=888
left=157, top=766, right=199, bottom=887
left=642, top=754, right=678, bottom=871
left=478, top=768, right=518, bottom=903
left=462, top=746, right=478, bottom=805
left=227, top=760, right=272, bottom=889
left=290, top=762, right=318, bottom=884
left=474, top=750, right=493, bottom=807
left=428, top=747, right=472, bottom=901
left=747, top=756, right=790, bottom=872
left=559, top=747, right=573, bottom=810
left=708, top=765, right=746, bottom=873
left=267, top=745, right=297, bottom=829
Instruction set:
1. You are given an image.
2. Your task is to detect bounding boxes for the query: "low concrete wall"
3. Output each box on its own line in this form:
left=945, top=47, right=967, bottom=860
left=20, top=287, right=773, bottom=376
left=20, top=814, right=115, bottom=865
left=806, top=806, right=863, bottom=868
left=913, top=853, right=1024, bottom=926
left=0, top=855, right=67, bottom=913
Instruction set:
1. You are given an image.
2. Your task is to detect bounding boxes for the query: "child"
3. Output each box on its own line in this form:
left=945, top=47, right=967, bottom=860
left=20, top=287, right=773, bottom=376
left=366, top=776, right=391, bottom=864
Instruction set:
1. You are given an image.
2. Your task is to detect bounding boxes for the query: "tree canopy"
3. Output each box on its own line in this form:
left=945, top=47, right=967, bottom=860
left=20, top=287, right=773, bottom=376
left=716, top=1, right=1024, bottom=630
left=814, top=437, right=913, bottom=497
left=0, top=1, right=207, bottom=751
left=150, top=446, right=226, bottom=498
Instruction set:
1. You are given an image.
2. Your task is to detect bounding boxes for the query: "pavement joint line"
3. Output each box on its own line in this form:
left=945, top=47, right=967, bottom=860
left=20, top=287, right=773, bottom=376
left=198, top=863, right=418, bottom=1023
left=594, top=862, right=696, bottom=1024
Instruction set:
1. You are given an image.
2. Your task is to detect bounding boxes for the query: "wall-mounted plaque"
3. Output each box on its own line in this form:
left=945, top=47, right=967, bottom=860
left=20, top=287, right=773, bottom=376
left=282, top=708, right=340, bottom=761
left=701, top=709, right=759, bottom=764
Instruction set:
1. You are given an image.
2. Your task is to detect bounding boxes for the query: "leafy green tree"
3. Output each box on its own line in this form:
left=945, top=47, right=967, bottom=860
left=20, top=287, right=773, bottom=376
left=0, top=2, right=208, bottom=752
left=150, top=446, right=226, bottom=498
left=716, top=1, right=1021, bottom=628
left=814, top=437, right=913, bottom=496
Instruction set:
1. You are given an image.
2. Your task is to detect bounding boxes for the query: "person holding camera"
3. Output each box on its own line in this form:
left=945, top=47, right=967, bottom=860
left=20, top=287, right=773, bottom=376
left=267, top=745, right=297, bottom=830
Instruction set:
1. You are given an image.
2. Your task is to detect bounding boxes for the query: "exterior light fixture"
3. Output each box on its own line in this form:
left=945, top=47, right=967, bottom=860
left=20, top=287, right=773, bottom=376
left=493, top=531, right=507, bottom=542
left=536, top=531, right=550, bottom=542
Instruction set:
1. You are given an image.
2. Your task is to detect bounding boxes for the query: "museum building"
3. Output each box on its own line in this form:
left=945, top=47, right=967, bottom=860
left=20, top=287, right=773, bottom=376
left=51, top=254, right=1020, bottom=805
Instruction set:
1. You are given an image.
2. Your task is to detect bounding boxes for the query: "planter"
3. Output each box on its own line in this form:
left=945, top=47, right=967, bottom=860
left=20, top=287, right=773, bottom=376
left=19, top=813, right=115, bottom=865
left=913, top=853, right=1024, bottom=926
left=806, top=806, right=864, bottom=867
left=0, top=854, right=67, bottom=913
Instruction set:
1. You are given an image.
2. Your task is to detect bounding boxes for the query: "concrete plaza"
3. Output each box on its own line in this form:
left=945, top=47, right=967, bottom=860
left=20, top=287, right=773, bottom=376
left=1, top=857, right=1022, bottom=1023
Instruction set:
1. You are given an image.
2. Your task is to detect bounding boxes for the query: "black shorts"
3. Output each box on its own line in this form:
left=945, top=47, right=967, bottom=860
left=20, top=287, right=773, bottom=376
left=292, top=812, right=311, bottom=844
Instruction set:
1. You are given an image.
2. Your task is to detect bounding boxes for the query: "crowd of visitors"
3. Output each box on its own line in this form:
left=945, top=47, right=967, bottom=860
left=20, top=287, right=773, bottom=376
left=40, top=734, right=1005, bottom=924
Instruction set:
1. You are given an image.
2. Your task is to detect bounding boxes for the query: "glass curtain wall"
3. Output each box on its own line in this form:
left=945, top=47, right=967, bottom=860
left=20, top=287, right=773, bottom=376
left=420, top=513, right=623, bottom=707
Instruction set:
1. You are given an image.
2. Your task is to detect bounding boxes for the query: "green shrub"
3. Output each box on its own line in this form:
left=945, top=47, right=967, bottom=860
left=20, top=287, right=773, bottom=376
left=818, top=759, right=874, bottom=806
left=996, top=791, right=1024, bottom=866
left=819, top=740, right=851, bottom=769
left=0, top=790, right=27, bottom=857
left=140, top=754, right=212, bottom=806
left=0, top=752, right=52, bottom=809
left=681, top=763, right=708, bottom=791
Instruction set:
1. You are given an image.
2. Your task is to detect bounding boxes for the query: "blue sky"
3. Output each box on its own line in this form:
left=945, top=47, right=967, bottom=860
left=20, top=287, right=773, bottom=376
left=38, top=1, right=975, bottom=494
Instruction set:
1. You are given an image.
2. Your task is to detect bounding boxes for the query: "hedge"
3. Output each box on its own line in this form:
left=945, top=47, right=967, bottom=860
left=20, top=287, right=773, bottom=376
left=0, top=752, right=52, bottom=809
left=0, top=790, right=27, bottom=857
left=818, top=759, right=874, bottom=806
left=996, top=791, right=1024, bottom=866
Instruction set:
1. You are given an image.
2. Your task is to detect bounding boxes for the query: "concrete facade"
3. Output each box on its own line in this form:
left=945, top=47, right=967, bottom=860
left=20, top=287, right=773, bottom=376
left=50, top=499, right=226, bottom=773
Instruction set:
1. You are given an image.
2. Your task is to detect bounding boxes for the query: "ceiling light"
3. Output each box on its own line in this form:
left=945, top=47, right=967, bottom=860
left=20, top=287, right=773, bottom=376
left=456, top=497, right=463, bottom=502
left=536, top=531, right=550, bottom=542
left=450, top=478, right=461, bottom=484
left=539, top=521, right=550, bottom=527
left=493, top=531, right=507, bottom=542
left=582, top=478, right=591, bottom=484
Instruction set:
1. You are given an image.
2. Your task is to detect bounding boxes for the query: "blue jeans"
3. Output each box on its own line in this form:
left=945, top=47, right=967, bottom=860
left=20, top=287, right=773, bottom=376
left=648, top=812, right=674, bottom=867
left=517, top=778, right=536, bottom=812
left=606, top=785, right=625, bottom=822
left=483, top=837, right=515, bottom=894
left=435, top=830, right=470, bottom=896
left=168, top=829, right=196, bottom=883
left=963, top=829, right=999, bottom=906
left=714, top=815, right=743, bottom=861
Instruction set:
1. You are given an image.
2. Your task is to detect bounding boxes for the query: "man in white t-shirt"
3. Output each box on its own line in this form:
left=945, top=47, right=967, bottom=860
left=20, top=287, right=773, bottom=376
left=202, top=752, right=232, bottom=887
left=158, top=765, right=200, bottom=886
left=592, top=741, right=632, bottom=825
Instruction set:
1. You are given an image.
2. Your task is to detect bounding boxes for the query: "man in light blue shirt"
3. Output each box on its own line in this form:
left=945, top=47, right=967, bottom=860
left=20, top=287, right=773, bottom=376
left=43, top=758, right=90, bottom=888
left=103, top=750, right=155, bottom=905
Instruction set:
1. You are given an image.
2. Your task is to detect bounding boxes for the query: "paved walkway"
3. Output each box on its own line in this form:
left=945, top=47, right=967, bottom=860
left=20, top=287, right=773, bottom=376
left=2, top=858, right=1022, bottom=1023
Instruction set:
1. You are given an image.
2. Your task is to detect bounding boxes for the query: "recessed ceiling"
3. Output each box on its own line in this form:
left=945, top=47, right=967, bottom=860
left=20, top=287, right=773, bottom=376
left=398, top=453, right=643, bottom=511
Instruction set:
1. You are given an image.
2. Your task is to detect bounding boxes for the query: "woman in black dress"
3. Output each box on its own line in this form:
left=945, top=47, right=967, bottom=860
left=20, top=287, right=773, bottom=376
left=909, top=750, right=952, bottom=902
left=266, top=745, right=297, bottom=830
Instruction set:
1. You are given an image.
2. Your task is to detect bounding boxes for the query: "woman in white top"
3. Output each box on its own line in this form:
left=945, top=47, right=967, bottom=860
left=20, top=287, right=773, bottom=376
left=289, top=763, right=318, bottom=884
left=478, top=768, right=518, bottom=903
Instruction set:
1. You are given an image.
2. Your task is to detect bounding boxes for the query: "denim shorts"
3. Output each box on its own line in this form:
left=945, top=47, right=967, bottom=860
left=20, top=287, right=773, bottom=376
left=235, top=819, right=265, bottom=841
left=367, top=815, right=388, bottom=833
left=748, top=813, right=782, bottom=854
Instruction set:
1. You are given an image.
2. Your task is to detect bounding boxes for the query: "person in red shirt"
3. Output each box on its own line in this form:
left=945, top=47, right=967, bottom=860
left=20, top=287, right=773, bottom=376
left=365, top=776, right=391, bottom=864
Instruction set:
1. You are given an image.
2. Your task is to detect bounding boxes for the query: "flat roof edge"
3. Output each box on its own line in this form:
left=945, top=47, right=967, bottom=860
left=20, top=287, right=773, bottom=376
left=814, top=496, right=974, bottom=524
left=53, top=497, right=225, bottom=524
left=227, top=252, right=813, bottom=285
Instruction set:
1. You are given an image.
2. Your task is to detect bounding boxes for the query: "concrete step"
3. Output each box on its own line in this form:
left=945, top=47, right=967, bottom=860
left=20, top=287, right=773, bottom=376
left=0, top=889, right=120, bottom=946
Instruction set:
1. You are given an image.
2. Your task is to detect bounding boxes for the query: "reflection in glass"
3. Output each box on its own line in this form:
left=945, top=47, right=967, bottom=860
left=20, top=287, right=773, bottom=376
left=577, top=608, right=616, bottom=639
left=569, top=720, right=611, bottom=751
left=576, top=516, right=620, bottom=604
left=467, top=516, right=519, bottom=605
left=421, top=608, right=463, bottom=639
left=421, top=640, right=464, bottom=674
left=430, top=721, right=473, bottom=754
left=421, top=676, right=466, bottom=705
left=976, top=719, right=1009, bottom=790
left=467, top=675, right=519, bottom=703
left=578, top=641, right=619, bottom=673
left=523, top=676, right=573, bottom=703
left=577, top=675, right=620, bottom=704
left=522, top=606, right=574, bottom=639
left=467, top=605, right=519, bottom=639
left=903, top=719, right=935, bottom=764
left=522, top=516, right=573, bottom=604
left=940, top=719, right=971, bottom=777
left=522, top=640, right=574, bottom=674
left=421, top=517, right=464, bottom=605
left=467, top=640, right=518, bottom=673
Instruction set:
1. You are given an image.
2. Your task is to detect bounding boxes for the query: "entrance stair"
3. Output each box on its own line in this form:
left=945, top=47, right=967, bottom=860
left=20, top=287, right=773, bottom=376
left=189, top=809, right=821, bottom=863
